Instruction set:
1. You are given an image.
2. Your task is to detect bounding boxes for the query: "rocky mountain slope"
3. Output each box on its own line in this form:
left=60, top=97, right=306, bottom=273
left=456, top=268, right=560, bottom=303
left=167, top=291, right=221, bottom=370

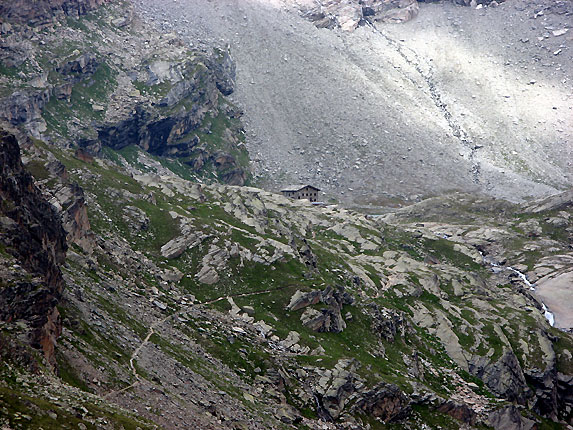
left=2, top=124, right=572, bottom=429
left=1, top=1, right=573, bottom=430
left=0, top=0, right=249, bottom=185
left=135, top=0, right=572, bottom=207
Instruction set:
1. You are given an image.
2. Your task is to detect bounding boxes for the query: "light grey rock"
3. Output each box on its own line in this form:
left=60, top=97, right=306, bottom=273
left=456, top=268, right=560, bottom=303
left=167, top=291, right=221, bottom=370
left=487, top=406, right=537, bottom=430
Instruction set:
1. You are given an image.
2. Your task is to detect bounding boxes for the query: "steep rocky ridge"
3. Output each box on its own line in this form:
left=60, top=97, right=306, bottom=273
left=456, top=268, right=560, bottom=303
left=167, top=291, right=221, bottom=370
left=0, top=129, right=67, bottom=367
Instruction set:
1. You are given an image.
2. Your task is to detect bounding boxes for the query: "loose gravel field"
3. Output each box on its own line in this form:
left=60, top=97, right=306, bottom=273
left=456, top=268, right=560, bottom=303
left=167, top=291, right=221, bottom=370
left=133, top=0, right=573, bottom=207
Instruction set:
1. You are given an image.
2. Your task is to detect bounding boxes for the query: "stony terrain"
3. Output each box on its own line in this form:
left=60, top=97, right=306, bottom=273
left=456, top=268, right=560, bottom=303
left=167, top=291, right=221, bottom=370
left=134, top=0, right=573, bottom=207
left=1, top=1, right=573, bottom=430
left=2, top=126, right=573, bottom=429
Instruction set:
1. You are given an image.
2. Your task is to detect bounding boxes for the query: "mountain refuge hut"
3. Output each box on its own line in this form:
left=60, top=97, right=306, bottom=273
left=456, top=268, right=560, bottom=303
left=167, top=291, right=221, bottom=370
left=280, top=185, right=320, bottom=202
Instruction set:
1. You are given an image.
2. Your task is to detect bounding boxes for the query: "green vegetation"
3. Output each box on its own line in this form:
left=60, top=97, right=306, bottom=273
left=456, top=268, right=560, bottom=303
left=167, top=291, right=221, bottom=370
left=422, top=238, right=482, bottom=271
left=43, top=61, right=117, bottom=139
left=56, top=351, right=92, bottom=393
left=24, top=159, right=52, bottom=181
left=0, top=385, right=156, bottom=430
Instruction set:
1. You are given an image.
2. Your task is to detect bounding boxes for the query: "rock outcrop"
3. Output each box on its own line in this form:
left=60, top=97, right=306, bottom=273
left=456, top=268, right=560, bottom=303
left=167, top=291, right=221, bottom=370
left=58, top=52, right=99, bottom=81
left=437, top=401, right=477, bottom=425
left=50, top=182, right=93, bottom=251
left=81, top=57, right=248, bottom=185
left=369, top=304, right=410, bottom=342
left=287, top=285, right=354, bottom=333
left=353, top=383, right=411, bottom=422
left=0, top=0, right=111, bottom=26
left=206, top=46, right=236, bottom=97
left=469, top=350, right=529, bottom=404
left=302, top=0, right=419, bottom=31
left=487, top=406, right=537, bottom=430
left=0, top=2, right=250, bottom=186
left=526, top=365, right=573, bottom=423
left=0, top=90, right=50, bottom=132
left=314, top=359, right=357, bottom=420
left=0, top=130, right=67, bottom=366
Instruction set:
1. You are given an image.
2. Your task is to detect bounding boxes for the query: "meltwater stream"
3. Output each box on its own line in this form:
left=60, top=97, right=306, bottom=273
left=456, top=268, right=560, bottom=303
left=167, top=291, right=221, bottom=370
left=506, top=267, right=555, bottom=327
left=482, top=252, right=555, bottom=327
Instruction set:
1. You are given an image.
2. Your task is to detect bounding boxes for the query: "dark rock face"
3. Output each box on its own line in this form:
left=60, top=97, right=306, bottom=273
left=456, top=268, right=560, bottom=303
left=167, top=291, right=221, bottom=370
left=295, top=237, right=317, bottom=268
left=51, top=182, right=93, bottom=251
left=80, top=58, right=248, bottom=186
left=469, top=350, right=529, bottom=404
left=353, top=383, right=411, bottom=422
left=0, top=4, right=248, bottom=187
left=525, top=368, right=558, bottom=421
left=437, top=401, right=476, bottom=425
left=318, top=374, right=355, bottom=420
left=207, top=47, right=236, bottom=97
left=0, top=52, right=99, bottom=130
left=0, top=130, right=67, bottom=367
left=369, top=304, right=409, bottom=342
left=26, top=156, right=93, bottom=252
left=0, top=0, right=111, bottom=26
left=288, top=285, right=354, bottom=333
left=58, top=52, right=99, bottom=77
left=556, top=373, right=573, bottom=424
left=0, top=90, right=50, bottom=126
left=525, top=366, right=573, bottom=423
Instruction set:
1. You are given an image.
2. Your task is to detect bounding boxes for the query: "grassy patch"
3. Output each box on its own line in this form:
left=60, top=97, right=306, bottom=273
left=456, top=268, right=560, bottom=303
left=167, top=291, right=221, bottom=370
left=25, top=159, right=52, bottom=181
left=0, top=385, right=155, bottom=430
left=422, top=238, right=481, bottom=271
left=56, top=351, right=92, bottom=393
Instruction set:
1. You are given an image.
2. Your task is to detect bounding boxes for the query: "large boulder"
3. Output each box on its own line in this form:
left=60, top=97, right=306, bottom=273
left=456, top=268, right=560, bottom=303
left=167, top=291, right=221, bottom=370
left=58, top=52, right=99, bottom=77
left=207, top=47, right=236, bottom=96
left=353, top=382, right=411, bottom=422
left=287, top=285, right=354, bottom=333
left=487, top=406, right=537, bottom=430
left=314, top=359, right=357, bottom=420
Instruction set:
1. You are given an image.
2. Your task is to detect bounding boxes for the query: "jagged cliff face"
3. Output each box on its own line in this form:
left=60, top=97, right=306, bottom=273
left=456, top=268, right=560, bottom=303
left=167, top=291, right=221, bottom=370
left=0, top=130, right=67, bottom=366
